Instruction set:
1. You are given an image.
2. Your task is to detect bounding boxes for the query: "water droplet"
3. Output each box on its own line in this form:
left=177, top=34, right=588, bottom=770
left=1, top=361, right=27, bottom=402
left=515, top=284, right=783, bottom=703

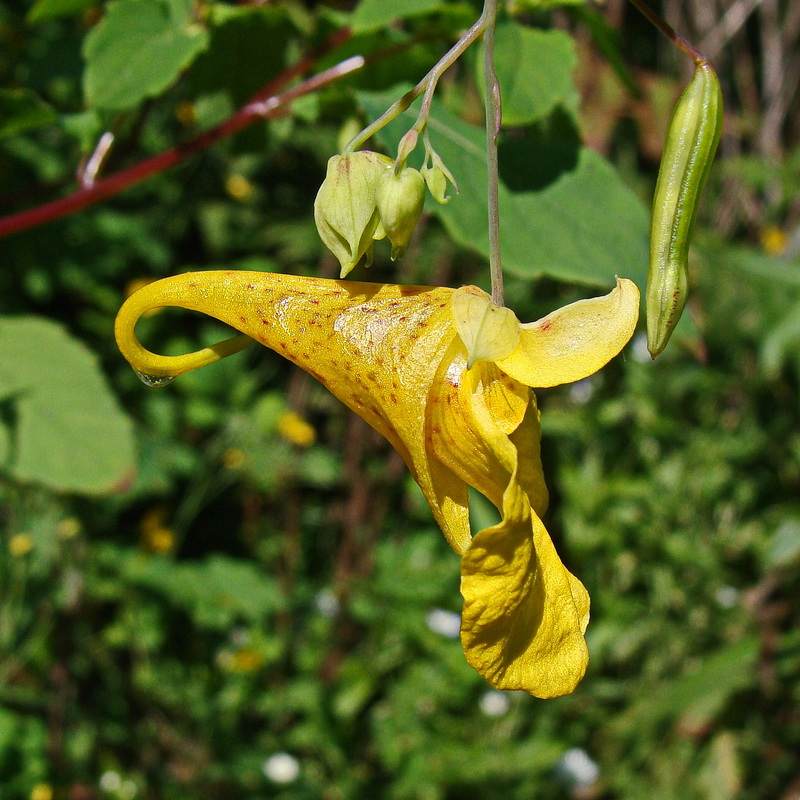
left=135, top=371, right=176, bottom=388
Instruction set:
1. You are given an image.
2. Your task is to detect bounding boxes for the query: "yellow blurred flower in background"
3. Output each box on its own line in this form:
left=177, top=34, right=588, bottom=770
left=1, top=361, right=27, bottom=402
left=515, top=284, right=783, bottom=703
left=29, top=785, right=53, bottom=800
left=759, top=224, right=788, bottom=257
left=278, top=411, right=316, bottom=448
left=9, top=533, right=34, bottom=557
left=139, top=508, right=175, bottom=555
left=225, top=174, right=256, bottom=203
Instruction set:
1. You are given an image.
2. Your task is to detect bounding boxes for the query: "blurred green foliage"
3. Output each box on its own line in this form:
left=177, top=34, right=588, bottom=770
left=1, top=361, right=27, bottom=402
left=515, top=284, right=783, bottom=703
left=1, top=0, right=799, bottom=798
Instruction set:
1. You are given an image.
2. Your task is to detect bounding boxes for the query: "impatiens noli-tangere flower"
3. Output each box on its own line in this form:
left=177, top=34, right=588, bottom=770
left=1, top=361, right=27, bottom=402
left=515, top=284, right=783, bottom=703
left=116, top=272, right=639, bottom=698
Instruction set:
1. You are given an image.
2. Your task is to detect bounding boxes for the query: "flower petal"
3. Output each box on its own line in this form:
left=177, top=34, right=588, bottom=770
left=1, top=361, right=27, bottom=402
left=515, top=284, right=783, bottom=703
left=495, top=277, right=640, bottom=388
left=115, top=271, right=472, bottom=551
left=459, top=376, right=589, bottom=697
left=428, top=349, right=548, bottom=519
left=451, top=286, right=521, bottom=367
left=460, top=478, right=590, bottom=697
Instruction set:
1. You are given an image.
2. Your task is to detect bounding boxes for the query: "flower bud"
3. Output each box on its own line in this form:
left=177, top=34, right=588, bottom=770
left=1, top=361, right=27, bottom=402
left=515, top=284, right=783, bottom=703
left=314, top=151, right=393, bottom=277
left=421, top=164, right=451, bottom=205
left=376, top=167, right=425, bottom=261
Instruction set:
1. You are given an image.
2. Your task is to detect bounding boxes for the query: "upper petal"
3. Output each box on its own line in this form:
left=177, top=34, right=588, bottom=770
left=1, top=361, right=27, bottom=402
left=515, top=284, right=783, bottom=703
left=450, top=286, right=521, bottom=367
left=495, top=277, right=640, bottom=388
left=116, top=271, right=471, bottom=551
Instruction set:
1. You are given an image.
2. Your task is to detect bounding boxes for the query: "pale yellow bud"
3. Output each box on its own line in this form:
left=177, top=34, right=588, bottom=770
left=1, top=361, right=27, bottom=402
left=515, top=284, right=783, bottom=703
left=314, top=151, right=393, bottom=277
left=421, top=164, right=451, bottom=204
left=376, top=167, right=425, bottom=261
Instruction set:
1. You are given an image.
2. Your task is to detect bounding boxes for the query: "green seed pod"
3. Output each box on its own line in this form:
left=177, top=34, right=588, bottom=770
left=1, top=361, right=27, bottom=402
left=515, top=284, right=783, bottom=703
left=646, top=59, right=723, bottom=358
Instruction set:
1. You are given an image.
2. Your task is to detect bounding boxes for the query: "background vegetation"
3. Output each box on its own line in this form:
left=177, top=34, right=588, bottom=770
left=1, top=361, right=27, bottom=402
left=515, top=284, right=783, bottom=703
left=1, top=0, right=799, bottom=798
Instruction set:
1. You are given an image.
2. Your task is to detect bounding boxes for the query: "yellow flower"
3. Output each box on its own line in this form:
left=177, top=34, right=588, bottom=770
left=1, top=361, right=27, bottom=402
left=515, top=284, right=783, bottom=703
left=9, top=532, right=34, bottom=557
left=278, top=411, right=316, bottom=448
left=226, top=647, right=265, bottom=673
left=225, top=174, right=256, bottom=203
left=140, top=507, right=175, bottom=555
left=30, top=785, right=53, bottom=800
left=759, top=224, right=788, bottom=257
left=115, top=271, right=639, bottom=697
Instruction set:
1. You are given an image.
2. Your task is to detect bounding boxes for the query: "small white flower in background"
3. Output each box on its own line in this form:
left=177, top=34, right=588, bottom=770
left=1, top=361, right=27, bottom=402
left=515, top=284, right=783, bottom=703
left=315, top=589, right=340, bottom=618
left=230, top=627, right=250, bottom=646
left=99, top=772, right=122, bottom=793
left=715, top=586, right=739, bottom=608
left=479, top=690, right=510, bottom=718
left=568, top=377, right=596, bottom=405
left=263, top=753, right=300, bottom=784
left=99, top=772, right=137, bottom=798
left=425, top=608, right=461, bottom=639
left=631, top=332, right=652, bottom=364
left=555, top=748, right=600, bottom=788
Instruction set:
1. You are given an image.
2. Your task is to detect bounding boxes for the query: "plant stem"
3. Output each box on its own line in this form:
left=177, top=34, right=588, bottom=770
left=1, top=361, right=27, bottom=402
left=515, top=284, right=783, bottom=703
left=342, top=7, right=492, bottom=153
left=0, top=28, right=353, bottom=239
left=626, top=0, right=706, bottom=63
left=482, top=0, right=504, bottom=306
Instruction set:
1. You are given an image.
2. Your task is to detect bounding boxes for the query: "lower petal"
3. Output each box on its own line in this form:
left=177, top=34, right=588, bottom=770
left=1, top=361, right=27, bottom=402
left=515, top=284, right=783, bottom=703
left=460, top=477, right=589, bottom=698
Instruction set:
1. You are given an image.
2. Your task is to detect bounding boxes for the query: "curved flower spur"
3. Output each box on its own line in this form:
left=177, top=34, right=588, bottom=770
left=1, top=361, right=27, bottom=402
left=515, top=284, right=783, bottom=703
left=116, top=271, right=639, bottom=697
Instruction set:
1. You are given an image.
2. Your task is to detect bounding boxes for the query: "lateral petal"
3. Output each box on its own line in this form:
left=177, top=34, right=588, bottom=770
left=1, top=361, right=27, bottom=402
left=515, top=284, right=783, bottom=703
left=428, top=350, right=548, bottom=519
left=495, top=277, right=640, bottom=388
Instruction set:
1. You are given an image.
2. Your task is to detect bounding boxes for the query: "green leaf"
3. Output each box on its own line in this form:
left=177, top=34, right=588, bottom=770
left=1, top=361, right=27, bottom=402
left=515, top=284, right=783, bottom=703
left=359, top=91, right=649, bottom=287
left=613, top=636, right=760, bottom=735
left=480, top=22, right=577, bottom=126
left=119, top=553, right=285, bottom=629
left=27, top=0, right=96, bottom=23
left=0, top=89, right=57, bottom=139
left=83, top=0, right=210, bottom=111
left=352, top=0, right=446, bottom=32
left=0, top=316, right=136, bottom=494
left=188, top=6, right=292, bottom=108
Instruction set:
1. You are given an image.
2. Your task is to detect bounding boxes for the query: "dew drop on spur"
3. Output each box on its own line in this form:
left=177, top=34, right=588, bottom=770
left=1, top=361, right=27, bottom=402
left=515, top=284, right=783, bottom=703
left=135, top=371, right=176, bottom=388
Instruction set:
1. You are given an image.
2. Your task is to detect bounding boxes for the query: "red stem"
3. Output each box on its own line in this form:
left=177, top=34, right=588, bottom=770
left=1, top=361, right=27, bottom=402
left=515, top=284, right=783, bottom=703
left=0, top=27, right=351, bottom=240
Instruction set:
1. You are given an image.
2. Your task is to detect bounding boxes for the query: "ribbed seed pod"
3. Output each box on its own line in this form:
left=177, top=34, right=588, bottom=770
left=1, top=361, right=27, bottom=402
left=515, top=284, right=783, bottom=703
left=647, top=59, right=723, bottom=358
